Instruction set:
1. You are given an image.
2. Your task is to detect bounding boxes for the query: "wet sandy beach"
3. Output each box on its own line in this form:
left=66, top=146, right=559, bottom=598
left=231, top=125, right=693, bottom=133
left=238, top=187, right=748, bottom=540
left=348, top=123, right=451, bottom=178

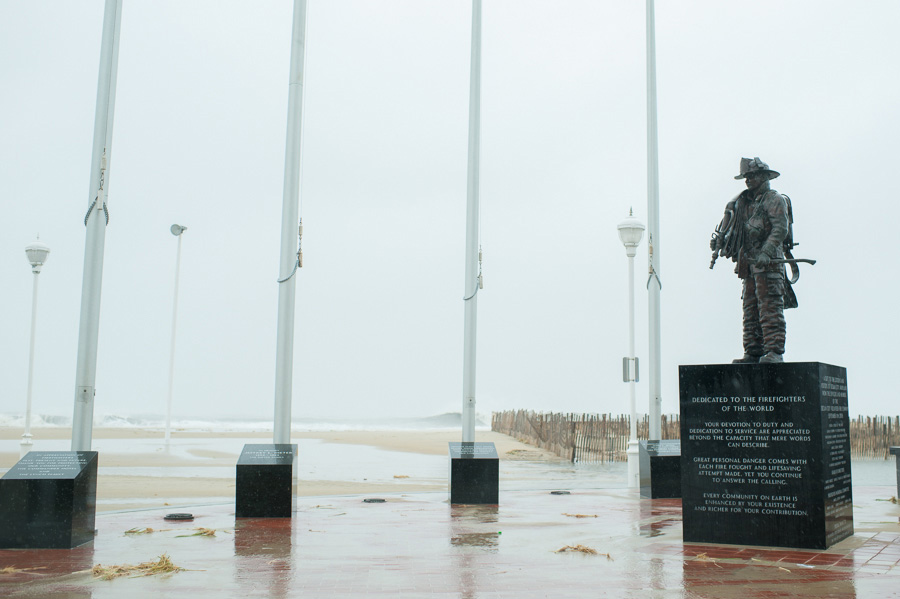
left=0, top=427, right=575, bottom=511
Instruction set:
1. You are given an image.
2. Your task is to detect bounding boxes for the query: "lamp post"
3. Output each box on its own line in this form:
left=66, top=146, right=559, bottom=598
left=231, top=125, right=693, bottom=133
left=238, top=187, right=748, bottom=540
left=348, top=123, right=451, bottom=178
left=165, top=224, right=186, bottom=443
left=618, top=211, right=645, bottom=488
left=22, top=239, right=50, bottom=457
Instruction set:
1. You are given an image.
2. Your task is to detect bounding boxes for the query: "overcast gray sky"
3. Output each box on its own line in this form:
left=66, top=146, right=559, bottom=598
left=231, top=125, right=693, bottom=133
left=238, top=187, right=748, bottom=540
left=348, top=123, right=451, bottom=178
left=1, top=0, right=898, bottom=424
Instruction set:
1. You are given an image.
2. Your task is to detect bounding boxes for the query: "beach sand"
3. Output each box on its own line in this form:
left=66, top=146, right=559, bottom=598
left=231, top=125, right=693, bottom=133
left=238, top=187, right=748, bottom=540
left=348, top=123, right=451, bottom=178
left=0, top=427, right=561, bottom=512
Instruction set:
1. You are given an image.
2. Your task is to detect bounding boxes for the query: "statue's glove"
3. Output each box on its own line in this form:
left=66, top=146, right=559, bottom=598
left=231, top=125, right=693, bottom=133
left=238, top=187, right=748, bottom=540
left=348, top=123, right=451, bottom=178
left=709, top=237, right=718, bottom=251
left=754, top=253, right=771, bottom=268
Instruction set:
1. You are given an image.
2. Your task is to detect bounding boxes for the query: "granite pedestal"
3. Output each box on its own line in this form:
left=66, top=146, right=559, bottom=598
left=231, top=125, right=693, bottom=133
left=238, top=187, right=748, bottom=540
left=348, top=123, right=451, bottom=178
left=639, top=440, right=681, bottom=499
left=449, top=442, right=499, bottom=505
left=891, top=447, right=900, bottom=499
left=235, top=444, right=298, bottom=518
left=0, top=451, right=98, bottom=549
left=679, top=362, right=852, bottom=549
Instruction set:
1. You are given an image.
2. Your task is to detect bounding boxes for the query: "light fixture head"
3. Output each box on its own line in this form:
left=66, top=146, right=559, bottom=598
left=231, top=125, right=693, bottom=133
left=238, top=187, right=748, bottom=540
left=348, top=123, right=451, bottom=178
left=617, top=210, right=645, bottom=256
left=170, top=224, right=187, bottom=236
left=25, top=239, right=50, bottom=272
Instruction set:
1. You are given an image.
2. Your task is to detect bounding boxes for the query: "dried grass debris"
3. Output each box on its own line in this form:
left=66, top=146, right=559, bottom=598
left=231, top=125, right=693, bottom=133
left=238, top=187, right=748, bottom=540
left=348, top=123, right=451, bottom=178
left=694, top=553, right=723, bottom=568
left=175, top=527, right=216, bottom=538
left=555, top=545, right=612, bottom=559
left=556, top=544, right=597, bottom=554
left=0, top=566, right=46, bottom=574
left=92, top=553, right=185, bottom=580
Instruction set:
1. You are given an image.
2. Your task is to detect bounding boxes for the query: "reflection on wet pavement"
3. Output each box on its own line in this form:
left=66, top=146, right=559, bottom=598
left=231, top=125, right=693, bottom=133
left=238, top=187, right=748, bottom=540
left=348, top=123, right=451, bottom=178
left=450, top=505, right=500, bottom=554
left=0, top=487, right=897, bottom=597
left=450, top=532, right=500, bottom=549
left=639, top=498, right=682, bottom=538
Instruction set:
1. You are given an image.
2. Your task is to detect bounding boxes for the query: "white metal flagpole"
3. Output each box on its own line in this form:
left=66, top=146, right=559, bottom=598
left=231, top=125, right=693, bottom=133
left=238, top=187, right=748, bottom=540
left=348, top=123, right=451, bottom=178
left=71, top=0, right=123, bottom=451
left=461, top=0, right=483, bottom=444
left=273, top=0, right=308, bottom=445
left=646, top=0, right=663, bottom=441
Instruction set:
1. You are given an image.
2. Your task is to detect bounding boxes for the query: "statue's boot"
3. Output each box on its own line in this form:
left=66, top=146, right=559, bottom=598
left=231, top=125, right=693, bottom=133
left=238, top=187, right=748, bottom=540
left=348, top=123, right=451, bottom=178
left=732, top=354, right=761, bottom=364
left=758, top=352, right=783, bottom=364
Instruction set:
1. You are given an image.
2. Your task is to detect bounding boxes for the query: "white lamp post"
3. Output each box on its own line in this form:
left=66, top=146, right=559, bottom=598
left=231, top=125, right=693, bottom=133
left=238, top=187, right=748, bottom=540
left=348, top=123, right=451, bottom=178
left=22, top=239, right=50, bottom=457
left=618, top=210, right=644, bottom=488
left=165, top=224, right=186, bottom=443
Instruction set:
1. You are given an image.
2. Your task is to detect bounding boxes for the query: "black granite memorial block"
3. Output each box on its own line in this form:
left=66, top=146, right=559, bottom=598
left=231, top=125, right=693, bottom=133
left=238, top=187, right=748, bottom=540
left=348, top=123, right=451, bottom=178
left=235, top=444, right=298, bottom=518
left=890, top=447, right=900, bottom=499
left=0, top=451, right=98, bottom=549
left=449, top=442, right=499, bottom=505
left=639, top=440, right=681, bottom=499
left=680, top=362, right=852, bottom=549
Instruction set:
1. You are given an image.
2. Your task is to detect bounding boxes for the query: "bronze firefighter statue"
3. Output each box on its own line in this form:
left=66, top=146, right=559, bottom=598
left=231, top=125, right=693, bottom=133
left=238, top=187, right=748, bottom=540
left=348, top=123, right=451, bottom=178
left=710, top=157, right=814, bottom=364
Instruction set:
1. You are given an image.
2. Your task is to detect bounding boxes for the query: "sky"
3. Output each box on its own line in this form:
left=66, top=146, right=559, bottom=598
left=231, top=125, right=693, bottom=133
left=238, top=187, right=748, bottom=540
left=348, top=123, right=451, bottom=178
left=1, top=0, right=898, bottom=425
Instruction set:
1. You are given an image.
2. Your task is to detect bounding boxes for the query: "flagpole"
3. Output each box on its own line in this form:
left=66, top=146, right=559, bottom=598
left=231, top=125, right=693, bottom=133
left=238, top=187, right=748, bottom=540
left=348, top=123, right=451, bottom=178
left=273, top=0, right=308, bottom=444
left=71, top=0, right=123, bottom=451
left=646, top=0, right=662, bottom=441
left=461, top=0, right=482, bottom=443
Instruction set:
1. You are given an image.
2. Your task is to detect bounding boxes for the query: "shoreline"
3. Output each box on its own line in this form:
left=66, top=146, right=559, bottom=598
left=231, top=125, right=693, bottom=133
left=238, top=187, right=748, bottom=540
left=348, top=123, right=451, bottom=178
left=4, top=427, right=894, bottom=514
left=0, top=427, right=561, bottom=512
left=0, top=426, right=549, bottom=457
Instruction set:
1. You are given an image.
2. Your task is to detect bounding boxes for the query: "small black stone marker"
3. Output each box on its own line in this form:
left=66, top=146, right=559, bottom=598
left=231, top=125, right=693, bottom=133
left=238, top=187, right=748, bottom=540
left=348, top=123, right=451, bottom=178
left=639, top=440, right=682, bottom=499
left=363, top=498, right=386, bottom=503
left=890, top=447, right=900, bottom=499
left=164, top=513, right=194, bottom=521
left=235, top=444, right=298, bottom=518
left=550, top=491, right=570, bottom=495
left=448, top=442, right=500, bottom=504
left=0, top=451, right=98, bottom=549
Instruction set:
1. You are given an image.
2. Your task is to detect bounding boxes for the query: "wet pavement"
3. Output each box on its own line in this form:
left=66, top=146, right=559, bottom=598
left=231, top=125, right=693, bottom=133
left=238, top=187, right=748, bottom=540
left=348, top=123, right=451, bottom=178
left=1, top=485, right=898, bottom=598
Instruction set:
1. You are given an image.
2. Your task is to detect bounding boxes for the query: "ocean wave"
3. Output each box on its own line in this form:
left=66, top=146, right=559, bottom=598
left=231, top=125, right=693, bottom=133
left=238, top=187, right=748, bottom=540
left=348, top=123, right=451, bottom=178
left=0, top=413, right=72, bottom=428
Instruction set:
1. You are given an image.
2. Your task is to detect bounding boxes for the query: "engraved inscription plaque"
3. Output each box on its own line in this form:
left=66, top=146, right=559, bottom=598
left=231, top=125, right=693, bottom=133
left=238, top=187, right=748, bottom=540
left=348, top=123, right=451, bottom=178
left=639, top=440, right=681, bottom=499
left=235, top=444, right=298, bottom=518
left=679, top=362, right=852, bottom=549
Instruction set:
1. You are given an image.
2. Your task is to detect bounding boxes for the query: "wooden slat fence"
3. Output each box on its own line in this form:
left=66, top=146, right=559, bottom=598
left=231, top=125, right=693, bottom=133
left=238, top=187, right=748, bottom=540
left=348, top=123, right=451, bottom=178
left=849, top=415, right=900, bottom=459
left=491, top=411, right=679, bottom=463
left=492, top=411, right=900, bottom=463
